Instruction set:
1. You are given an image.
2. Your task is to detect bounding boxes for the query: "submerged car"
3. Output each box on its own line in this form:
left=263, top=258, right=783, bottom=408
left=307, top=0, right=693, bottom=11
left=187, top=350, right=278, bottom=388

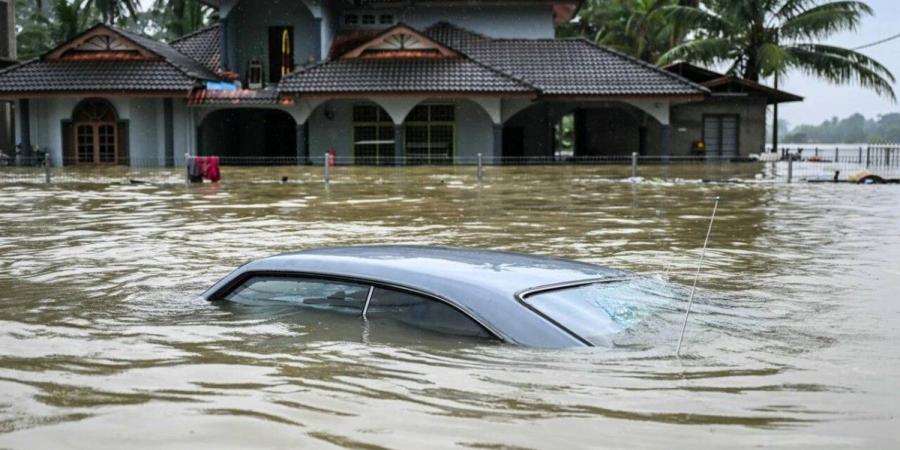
left=202, top=246, right=664, bottom=347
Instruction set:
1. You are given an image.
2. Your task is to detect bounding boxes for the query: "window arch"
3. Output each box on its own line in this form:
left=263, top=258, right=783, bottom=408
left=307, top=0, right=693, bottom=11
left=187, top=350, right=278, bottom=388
left=71, top=99, right=120, bottom=165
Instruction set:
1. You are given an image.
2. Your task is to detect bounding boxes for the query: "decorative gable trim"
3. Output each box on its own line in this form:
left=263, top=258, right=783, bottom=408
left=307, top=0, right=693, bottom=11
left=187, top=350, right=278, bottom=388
left=341, top=24, right=459, bottom=59
left=45, top=24, right=160, bottom=61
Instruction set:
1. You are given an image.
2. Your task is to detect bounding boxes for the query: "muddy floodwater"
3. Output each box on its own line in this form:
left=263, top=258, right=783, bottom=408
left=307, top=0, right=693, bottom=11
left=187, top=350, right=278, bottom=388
left=0, top=165, right=898, bottom=448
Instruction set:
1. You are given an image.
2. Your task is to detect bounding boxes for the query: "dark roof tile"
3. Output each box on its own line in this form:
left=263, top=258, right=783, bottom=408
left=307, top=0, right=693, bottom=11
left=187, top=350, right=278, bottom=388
left=426, top=22, right=705, bottom=96
left=279, top=58, right=533, bottom=94
left=170, top=25, right=222, bottom=74
left=0, top=59, right=197, bottom=93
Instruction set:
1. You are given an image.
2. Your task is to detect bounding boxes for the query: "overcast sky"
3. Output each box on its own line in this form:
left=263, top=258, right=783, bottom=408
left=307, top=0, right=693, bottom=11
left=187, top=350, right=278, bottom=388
left=774, top=0, right=899, bottom=127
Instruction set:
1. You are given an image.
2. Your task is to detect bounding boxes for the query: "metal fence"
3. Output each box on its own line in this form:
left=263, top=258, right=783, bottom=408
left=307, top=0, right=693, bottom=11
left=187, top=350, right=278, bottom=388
left=2, top=148, right=897, bottom=185
left=764, top=144, right=900, bottom=183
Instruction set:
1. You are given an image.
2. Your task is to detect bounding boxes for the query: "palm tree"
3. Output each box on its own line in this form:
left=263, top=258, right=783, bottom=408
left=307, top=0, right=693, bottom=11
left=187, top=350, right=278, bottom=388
left=53, top=0, right=93, bottom=42
left=153, top=0, right=212, bottom=39
left=560, top=0, right=698, bottom=63
left=85, top=0, right=140, bottom=24
left=659, top=0, right=896, bottom=100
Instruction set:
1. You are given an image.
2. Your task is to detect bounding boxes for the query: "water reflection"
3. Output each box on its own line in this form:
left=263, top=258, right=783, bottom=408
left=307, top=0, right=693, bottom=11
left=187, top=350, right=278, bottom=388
left=0, top=166, right=898, bottom=448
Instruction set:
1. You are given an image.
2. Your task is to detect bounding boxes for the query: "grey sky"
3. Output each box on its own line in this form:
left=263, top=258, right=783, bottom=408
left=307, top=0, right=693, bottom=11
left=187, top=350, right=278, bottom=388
left=777, top=0, right=899, bottom=127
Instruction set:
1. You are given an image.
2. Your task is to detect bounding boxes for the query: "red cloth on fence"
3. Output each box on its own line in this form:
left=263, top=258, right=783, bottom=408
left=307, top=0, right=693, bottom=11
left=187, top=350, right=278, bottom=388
left=197, top=156, right=221, bottom=183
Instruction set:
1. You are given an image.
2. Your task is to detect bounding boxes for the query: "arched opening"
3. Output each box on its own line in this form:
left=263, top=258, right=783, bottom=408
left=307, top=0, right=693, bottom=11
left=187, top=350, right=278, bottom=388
left=572, top=103, right=648, bottom=159
left=198, top=109, right=297, bottom=165
left=63, top=98, right=127, bottom=166
left=504, top=101, right=664, bottom=163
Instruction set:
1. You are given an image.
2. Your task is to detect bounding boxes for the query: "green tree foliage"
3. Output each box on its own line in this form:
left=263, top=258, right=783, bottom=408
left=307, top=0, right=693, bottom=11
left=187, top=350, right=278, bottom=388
left=658, top=0, right=895, bottom=100
left=15, top=0, right=95, bottom=60
left=151, top=0, right=214, bottom=41
left=560, top=0, right=698, bottom=63
left=14, top=0, right=213, bottom=60
left=784, top=112, right=900, bottom=143
left=84, top=0, right=139, bottom=25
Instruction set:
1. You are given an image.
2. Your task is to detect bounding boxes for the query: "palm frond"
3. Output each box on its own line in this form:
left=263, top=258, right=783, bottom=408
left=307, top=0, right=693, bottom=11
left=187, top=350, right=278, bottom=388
left=661, top=4, right=732, bottom=34
left=657, top=37, right=734, bottom=66
left=787, top=43, right=896, bottom=100
left=775, top=0, right=818, bottom=19
left=781, top=1, right=872, bottom=40
left=757, top=42, right=791, bottom=77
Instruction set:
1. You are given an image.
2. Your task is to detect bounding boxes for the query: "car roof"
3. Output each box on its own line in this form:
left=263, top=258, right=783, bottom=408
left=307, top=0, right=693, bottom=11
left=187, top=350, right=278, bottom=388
left=202, top=246, right=629, bottom=347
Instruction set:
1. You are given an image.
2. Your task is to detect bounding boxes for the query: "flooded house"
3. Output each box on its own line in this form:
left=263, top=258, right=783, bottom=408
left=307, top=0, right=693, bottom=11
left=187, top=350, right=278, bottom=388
left=0, top=0, right=801, bottom=167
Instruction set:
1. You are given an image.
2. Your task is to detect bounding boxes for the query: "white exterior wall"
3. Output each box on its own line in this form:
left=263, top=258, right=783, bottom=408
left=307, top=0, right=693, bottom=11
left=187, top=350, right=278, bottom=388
left=21, top=96, right=190, bottom=167
left=228, top=0, right=320, bottom=80
left=130, top=98, right=161, bottom=166
left=456, top=100, right=494, bottom=161
left=308, top=100, right=354, bottom=161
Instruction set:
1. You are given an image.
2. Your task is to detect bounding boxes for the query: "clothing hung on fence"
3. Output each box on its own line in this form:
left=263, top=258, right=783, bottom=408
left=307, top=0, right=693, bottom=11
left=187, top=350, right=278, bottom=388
left=188, top=156, right=221, bottom=183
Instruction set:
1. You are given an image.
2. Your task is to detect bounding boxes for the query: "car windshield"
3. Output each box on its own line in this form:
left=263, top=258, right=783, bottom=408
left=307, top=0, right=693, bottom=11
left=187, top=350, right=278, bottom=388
left=523, top=280, right=659, bottom=346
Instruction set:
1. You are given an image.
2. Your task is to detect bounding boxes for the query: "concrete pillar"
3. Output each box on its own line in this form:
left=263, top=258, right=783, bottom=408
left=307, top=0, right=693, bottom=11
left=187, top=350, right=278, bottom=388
left=18, top=99, right=30, bottom=165
left=164, top=99, right=175, bottom=167
left=393, top=124, right=404, bottom=166
left=296, top=122, right=308, bottom=164
left=492, top=123, right=503, bottom=165
left=660, top=124, right=672, bottom=158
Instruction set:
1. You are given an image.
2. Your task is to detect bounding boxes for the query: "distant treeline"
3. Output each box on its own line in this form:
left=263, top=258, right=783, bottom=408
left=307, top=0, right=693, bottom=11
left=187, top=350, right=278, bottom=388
left=783, top=113, right=900, bottom=144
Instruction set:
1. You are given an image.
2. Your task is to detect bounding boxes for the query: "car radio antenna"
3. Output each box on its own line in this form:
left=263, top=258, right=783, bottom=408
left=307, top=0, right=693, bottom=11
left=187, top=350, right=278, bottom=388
left=676, top=196, right=720, bottom=357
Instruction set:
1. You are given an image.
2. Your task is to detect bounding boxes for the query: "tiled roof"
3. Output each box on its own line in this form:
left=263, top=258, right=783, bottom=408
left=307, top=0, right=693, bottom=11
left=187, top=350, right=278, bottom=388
left=279, top=58, right=534, bottom=94
left=188, top=88, right=281, bottom=106
left=0, top=23, right=218, bottom=95
left=0, top=21, right=704, bottom=99
left=170, top=25, right=222, bottom=74
left=0, top=60, right=198, bottom=93
left=665, top=62, right=803, bottom=104
left=426, top=22, right=705, bottom=97
left=116, top=27, right=220, bottom=80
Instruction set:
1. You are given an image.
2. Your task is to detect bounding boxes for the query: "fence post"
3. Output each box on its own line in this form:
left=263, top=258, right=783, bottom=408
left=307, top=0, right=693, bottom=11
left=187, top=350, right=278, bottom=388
left=866, top=147, right=871, bottom=168
left=787, top=157, right=793, bottom=183
left=44, top=155, right=51, bottom=184
left=324, top=153, right=330, bottom=185
left=476, top=153, right=484, bottom=182
left=858, top=147, right=863, bottom=164
left=631, top=152, right=638, bottom=178
left=834, top=147, right=839, bottom=162
left=814, top=147, right=818, bottom=158
left=887, top=147, right=892, bottom=167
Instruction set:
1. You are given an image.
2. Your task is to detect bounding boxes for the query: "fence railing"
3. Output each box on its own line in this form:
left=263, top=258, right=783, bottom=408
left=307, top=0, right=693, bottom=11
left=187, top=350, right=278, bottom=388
left=2, top=148, right=898, bottom=185
left=764, top=144, right=900, bottom=182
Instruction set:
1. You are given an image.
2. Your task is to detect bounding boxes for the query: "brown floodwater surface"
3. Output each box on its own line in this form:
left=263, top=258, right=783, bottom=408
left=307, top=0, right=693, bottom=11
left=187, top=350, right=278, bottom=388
left=0, top=165, right=898, bottom=448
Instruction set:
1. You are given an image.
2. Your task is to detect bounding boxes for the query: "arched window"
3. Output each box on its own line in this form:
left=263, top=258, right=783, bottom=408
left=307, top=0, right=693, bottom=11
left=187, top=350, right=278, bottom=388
left=72, top=99, right=119, bottom=165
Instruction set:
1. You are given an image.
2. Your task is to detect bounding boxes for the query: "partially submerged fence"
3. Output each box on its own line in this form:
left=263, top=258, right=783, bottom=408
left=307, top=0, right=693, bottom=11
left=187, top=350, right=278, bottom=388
left=765, top=144, right=900, bottom=182
left=1, top=148, right=897, bottom=185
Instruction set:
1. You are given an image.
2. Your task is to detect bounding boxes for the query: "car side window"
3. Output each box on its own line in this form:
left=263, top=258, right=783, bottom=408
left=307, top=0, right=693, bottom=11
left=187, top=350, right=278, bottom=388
left=224, top=276, right=370, bottom=314
left=366, top=287, right=491, bottom=338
